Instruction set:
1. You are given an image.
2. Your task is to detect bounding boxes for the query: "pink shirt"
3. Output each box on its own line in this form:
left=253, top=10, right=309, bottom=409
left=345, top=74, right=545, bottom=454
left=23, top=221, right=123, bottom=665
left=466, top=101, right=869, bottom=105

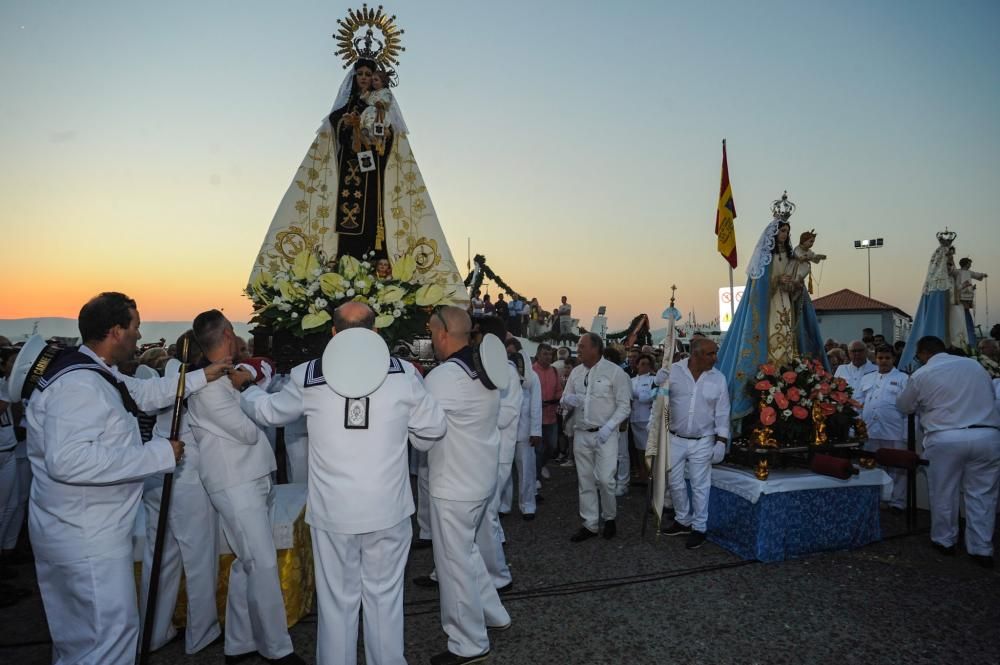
left=533, top=361, right=563, bottom=425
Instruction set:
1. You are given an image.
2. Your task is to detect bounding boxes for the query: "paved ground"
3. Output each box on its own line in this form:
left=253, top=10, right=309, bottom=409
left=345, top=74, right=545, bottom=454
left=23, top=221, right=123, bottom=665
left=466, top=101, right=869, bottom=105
left=1, top=462, right=998, bottom=665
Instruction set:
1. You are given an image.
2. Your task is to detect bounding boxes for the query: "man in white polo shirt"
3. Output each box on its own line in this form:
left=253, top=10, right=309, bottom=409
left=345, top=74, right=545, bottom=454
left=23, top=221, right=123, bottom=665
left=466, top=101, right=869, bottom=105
left=835, top=340, right=877, bottom=395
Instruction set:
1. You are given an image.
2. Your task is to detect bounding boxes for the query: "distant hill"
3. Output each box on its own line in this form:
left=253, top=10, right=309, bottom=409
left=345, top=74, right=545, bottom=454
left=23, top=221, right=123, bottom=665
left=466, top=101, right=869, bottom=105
left=0, top=318, right=254, bottom=345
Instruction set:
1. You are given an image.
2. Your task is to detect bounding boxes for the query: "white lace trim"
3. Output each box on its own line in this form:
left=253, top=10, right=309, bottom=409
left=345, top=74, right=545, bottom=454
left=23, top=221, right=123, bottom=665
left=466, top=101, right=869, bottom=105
left=922, top=246, right=952, bottom=294
left=746, top=219, right=782, bottom=280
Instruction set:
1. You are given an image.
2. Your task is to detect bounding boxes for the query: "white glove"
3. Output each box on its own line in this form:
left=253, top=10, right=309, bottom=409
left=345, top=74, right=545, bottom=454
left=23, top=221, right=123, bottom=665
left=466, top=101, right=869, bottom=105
left=654, top=368, right=669, bottom=387
left=597, top=424, right=614, bottom=443
left=562, top=393, right=582, bottom=408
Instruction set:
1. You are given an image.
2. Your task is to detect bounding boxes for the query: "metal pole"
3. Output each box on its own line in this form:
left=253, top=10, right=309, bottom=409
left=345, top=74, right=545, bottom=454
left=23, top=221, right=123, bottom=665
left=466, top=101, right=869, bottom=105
left=728, top=265, right=735, bottom=318
left=867, top=246, right=872, bottom=298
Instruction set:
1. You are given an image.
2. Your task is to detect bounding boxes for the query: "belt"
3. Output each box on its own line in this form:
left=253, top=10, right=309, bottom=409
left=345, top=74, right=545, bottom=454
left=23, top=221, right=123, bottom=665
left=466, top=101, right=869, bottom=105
left=581, top=427, right=600, bottom=433
left=670, top=431, right=709, bottom=440
left=970, top=425, right=1000, bottom=430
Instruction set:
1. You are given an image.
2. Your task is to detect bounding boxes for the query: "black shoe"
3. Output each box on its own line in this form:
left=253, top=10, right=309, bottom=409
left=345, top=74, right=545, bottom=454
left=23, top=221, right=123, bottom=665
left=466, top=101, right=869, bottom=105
left=661, top=521, right=692, bottom=536
left=430, top=649, right=491, bottom=665
left=969, top=554, right=995, bottom=569
left=499, top=511, right=509, bottom=519
left=932, top=541, right=957, bottom=556
left=602, top=519, right=616, bottom=540
left=535, top=494, right=545, bottom=503
left=521, top=513, right=536, bottom=521
left=267, top=654, right=307, bottom=665
left=570, top=527, right=598, bottom=543
left=496, top=581, right=513, bottom=594
left=686, top=530, right=707, bottom=550
left=412, top=575, right=439, bottom=588
left=224, top=652, right=257, bottom=665
left=411, top=538, right=433, bottom=550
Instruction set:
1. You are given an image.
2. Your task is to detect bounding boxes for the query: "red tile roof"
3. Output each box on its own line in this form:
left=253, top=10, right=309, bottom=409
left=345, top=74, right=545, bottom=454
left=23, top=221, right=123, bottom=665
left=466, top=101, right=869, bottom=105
left=812, top=288, right=910, bottom=319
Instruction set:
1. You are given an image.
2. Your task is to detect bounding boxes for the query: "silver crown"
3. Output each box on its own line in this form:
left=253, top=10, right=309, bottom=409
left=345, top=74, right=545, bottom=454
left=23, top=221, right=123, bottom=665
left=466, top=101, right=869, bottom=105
left=771, top=191, right=796, bottom=221
left=936, top=228, right=957, bottom=246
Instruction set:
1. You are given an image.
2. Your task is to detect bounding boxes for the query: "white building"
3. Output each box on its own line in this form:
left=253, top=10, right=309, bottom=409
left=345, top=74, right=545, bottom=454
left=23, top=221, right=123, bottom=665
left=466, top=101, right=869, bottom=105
left=812, top=289, right=912, bottom=343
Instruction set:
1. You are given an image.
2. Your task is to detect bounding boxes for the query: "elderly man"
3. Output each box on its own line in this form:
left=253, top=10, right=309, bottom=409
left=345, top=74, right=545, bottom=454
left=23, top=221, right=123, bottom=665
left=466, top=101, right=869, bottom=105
left=23, top=292, right=228, bottom=665
left=561, top=332, right=631, bottom=542
left=897, top=336, right=1000, bottom=568
left=412, top=306, right=510, bottom=665
left=188, top=310, right=304, bottom=664
left=857, top=345, right=909, bottom=512
left=658, top=338, right=730, bottom=550
left=835, top=340, right=877, bottom=395
left=235, top=303, right=446, bottom=665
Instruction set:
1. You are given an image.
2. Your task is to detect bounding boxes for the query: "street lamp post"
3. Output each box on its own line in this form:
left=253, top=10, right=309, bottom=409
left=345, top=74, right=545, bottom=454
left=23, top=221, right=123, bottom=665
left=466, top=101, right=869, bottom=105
left=853, top=238, right=884, bottom=297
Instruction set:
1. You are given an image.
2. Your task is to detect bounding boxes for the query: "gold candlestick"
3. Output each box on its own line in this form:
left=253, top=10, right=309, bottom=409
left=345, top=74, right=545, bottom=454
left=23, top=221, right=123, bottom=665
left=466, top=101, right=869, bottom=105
left=812, top=402, right=827, bottom=446
left=755, top=458, right=770, bottom=480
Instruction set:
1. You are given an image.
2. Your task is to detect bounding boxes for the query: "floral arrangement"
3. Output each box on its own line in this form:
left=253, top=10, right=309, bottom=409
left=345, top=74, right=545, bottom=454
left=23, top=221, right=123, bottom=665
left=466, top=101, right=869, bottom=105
left=749, top=358, right=862, bottom=445
left=245, top=249, right=451, bottom=344
left=976, top=353, right=1000, bottom=379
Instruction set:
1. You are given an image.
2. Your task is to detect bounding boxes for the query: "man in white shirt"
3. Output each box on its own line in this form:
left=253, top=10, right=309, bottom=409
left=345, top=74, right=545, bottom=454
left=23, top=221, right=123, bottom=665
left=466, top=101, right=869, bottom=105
left=857, top=345, right=910, bottom=511
left=658, top=338, right=730, bottom=550
left=236, top=303, right=447, bottom=665
left=558, top=296, right=573, bottom=334
left=835, top=340, right=877, bottom=395
left=188, top=310, right=304, bottom=664
left=22, top=293, right=228, bottom=665
left=896, top=335, right=1000, bottom=568
left=503, top=339, right=543, bottom=520
left=412, top=306, right=510, bottom=665
left=561, top=332, right=631, bottom=542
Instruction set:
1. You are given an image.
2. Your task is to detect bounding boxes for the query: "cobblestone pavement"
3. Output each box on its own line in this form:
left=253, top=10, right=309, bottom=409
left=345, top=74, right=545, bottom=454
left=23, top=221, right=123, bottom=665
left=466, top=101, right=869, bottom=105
left=1, top=463, right=997, bottom=664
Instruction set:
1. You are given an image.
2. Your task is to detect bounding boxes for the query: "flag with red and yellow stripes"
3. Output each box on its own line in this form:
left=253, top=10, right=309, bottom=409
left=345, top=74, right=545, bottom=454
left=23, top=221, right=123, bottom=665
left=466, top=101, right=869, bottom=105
left=715, top=140, right=737, bottom=269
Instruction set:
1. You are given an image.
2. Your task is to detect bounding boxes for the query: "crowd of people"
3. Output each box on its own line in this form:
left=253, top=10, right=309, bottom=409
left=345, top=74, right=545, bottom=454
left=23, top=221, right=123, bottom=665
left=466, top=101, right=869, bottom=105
left=1, top=296, right=999, bottom=665
left=467, top=293, right=574, bottom=338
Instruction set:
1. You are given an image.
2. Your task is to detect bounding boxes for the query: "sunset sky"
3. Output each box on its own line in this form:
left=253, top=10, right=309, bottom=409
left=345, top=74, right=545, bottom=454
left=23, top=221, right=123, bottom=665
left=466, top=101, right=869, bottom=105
left=2, top=1, right=999, bottom=332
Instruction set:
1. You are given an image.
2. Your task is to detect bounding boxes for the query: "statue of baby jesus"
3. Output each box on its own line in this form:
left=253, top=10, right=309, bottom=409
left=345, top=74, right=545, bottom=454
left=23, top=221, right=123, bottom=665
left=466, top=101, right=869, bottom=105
left=791, top=230, right=826, bottom=294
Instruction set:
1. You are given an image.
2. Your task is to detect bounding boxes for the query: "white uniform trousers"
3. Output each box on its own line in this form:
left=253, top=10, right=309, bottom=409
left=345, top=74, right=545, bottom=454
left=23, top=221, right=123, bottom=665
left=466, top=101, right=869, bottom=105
left=922, top=428, right=1000, bottom=555
left=866, top=438, right=908, bottom=509
left=507, top=437, right=537, bottom=515
left=573, top=429, right=618, bottom=532
left=430, top=496, right=509, bottom=657
left=480, top=471, right=512, bottom=589
left=416, top=452, right=432, bottom=540
left=36, top=551, right=139, bottom=665
left=668, top=434, right=714, bottom=533
left=0, top=450, right=18, bottom=548
left=615, top=429, right=630, bottom=495
left=283, top=418, right=309, bottom=484
left=2, top=457, right=29, bottom=549
left=139, top=479, right=221, bottom=653
left=311, top=518, right=411, bottom=665
left=209, top=476, right=294, bottom=659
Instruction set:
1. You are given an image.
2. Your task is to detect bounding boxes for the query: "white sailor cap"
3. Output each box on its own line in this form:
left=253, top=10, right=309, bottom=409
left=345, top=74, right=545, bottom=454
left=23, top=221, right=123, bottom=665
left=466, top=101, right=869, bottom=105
left=323, top=328, right=390, bottom=398
left=7, top=335, right=60, bottom=402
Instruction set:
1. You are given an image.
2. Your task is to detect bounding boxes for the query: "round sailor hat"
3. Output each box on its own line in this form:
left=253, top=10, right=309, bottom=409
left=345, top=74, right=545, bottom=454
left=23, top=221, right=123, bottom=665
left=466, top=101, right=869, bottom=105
left=322, top=328, right=390, bottom=398
left=134, top=364, right=159, bottom=380
left=7, top=335, right=61, bottom=402
left=711, top=441, right=727, bottom=465
left=163, top=358, right=182, bottom=378
left=474, top=333, right=509, bottom=391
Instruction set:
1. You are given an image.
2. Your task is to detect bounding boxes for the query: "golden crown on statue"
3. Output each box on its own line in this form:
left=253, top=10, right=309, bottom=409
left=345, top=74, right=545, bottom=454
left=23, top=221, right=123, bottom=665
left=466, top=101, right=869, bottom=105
left=771, top=191, right=796, bottom=221
left=936, top=228, right=957, bottom=247
left=334, top=4, right=405, bottom=73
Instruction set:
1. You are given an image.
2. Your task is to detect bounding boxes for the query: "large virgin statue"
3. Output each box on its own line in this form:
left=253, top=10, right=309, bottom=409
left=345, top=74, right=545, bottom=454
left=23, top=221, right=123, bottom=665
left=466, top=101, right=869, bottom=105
left=248, top=8, right=466, bottom=300
left=717, top=195, right=829, bottom=424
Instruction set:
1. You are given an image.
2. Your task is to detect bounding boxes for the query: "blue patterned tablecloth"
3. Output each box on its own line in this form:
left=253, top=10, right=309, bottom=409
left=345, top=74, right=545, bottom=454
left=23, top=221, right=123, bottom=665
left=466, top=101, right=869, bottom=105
left=707, top=479, right=883, bottom=562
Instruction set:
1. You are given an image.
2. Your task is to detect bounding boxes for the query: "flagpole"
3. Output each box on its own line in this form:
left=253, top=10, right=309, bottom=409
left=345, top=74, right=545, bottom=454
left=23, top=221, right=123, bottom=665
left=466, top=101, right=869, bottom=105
left=729, top=265, right=735, bottom=319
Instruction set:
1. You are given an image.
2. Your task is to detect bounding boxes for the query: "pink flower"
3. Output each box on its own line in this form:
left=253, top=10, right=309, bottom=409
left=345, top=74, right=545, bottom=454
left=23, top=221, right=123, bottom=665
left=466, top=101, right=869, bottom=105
left=787, top=386, right=801, bottom=402
left=819, top=383, right=832, bottom=395
left=832, top=391, right=848, bottom=404
left=761, top=364, right=778, bottom=376
left=848, top=398, right=861, bottom=409
left=836, top=378, right=848, bottom=391
left=760, top=407, right=777, bottom=426
left=792, top=405, right=809, bottom=420
left=774, top=392, right=789, bottom=410
left=820, top=402, right=836, bottom=417
left=782, top=371, right=798, bottom=384
left=755, top=380, right=773, bottom=391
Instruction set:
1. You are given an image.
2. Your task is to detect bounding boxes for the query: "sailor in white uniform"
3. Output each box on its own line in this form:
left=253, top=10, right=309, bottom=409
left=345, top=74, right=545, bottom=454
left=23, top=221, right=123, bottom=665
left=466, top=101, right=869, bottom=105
left=236, top=303, right=447, bottom=665
left=138, top=335, right=222, bottom=655
left=187, top=309, right=304, bottom=664
left=412, top=306, right=511, bottom=665
left=14, top=293, right=228, bottom=665
left=502, top=342, right=543, bottom=519
left=857, top=345, right=910, bottom=510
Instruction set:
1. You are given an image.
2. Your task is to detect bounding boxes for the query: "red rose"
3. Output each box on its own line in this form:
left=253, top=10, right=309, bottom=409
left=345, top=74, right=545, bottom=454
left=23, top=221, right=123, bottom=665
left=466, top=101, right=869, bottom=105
left=819, top=383, right=832, bottom=395
left=774, top=392, right=789, bottom=409
left=787, top=386, right=801, bottom=402
left=782, top=371, right=798, bottom=384
left=755, top=380, right=773, bottom=391
left=848, top=398, right=861, bottom=408
left=761, top=364, right=777, bottom=376
left=832, top=391, right=848, bottom=404
left=792, top=405, right=809, bottom=420
left=820, top=402, right=837, bottom=417
left=760, top=407, right=777, bottom=426
left=836, top=378, right=848, bottom=390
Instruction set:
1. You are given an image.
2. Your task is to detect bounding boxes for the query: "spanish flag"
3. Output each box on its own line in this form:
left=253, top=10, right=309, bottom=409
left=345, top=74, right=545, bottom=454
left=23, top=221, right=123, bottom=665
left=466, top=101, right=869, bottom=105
left=715, top=140, right=737, bottom=269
